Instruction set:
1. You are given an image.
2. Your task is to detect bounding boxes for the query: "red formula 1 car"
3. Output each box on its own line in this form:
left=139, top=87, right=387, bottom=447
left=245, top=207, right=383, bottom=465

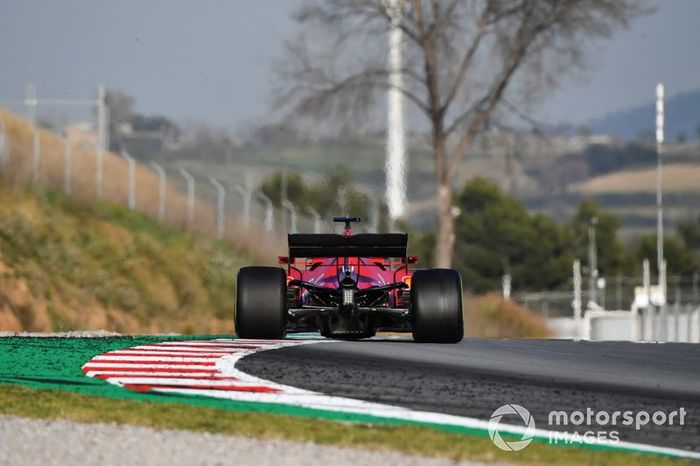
left=235, top=216, right=463, bottom=343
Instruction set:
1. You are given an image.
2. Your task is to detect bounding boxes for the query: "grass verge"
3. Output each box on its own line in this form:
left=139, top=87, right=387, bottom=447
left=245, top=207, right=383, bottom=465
left=0, top=384, right=695, bottom=466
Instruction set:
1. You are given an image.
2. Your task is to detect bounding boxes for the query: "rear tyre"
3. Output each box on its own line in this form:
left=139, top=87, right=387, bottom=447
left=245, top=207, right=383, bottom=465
left=235, top=266, right=287, bottom=339
left=411, top=268, right=464, bottom=343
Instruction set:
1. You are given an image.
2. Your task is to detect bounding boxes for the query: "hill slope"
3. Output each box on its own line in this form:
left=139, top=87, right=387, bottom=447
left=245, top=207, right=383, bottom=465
left=0, top=186, right=248, bottom=333
left=589, top=88, right=700, bottom=141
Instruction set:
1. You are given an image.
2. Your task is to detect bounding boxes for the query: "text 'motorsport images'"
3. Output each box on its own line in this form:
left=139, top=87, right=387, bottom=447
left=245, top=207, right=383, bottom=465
left=1, top=1, right=700, bottom=466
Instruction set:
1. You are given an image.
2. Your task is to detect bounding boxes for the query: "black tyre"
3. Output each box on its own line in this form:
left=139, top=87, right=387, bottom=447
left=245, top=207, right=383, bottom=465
left=411, top=268, right=464, bottom=343
left=235, top=266, right=287, bottom=339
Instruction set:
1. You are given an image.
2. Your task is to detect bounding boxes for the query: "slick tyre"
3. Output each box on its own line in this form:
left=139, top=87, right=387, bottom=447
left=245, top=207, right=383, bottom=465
left=411, top=268, right=464, bottom=343
left=235, top=266, right=287, bottom=339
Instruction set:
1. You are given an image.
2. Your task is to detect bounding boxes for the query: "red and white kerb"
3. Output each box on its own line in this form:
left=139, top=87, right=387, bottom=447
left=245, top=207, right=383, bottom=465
left=81, top=339, right=309, bottom=396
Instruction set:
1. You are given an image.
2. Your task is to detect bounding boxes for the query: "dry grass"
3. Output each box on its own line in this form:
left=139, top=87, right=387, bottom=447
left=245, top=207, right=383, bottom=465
left=0, top=185, right=253, bottom=333
left=464, top=293, right=552, bottom=338
left=571, top=163, right=700, bottom=194
left=0, top=108, right=280, bottom=261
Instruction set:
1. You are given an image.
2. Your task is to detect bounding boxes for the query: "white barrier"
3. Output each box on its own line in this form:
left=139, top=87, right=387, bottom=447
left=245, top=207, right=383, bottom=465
left=548, top=306, right=700, bottom=343
left=585, top=310, right=635, bottom=341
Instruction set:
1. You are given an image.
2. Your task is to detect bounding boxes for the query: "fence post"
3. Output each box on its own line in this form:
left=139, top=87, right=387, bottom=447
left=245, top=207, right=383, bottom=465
left=62, top=135, right=72, bottom=194
left=121, top=151, right=136, bottom=209
left=256, top=192, right=274, bottom=234
left=282, top=199, right=297, bottom=234
left=24, top=83, right=37, bottom=124
left=25, top=82, right=38, bottom=181
left=0, top=119, right=6, bottom=166
left=95, top=84, right=107, bottom=198
left=32, top=127, right=40, bottom=183
left=643, top=259, right=651, bottom=341
left=573, top=259, right=582, bottom=320
left=307, top=207, right=322, bottom=233
left=674, top=286, right=681, bottom=342
left=502, top=273, right=511, bottom=300
left=659, top=260, right=668, bottom=341
left=233, top=184, right=251, bottom=225
left=178, top=168, right=195, bottom=228
left=150, top=162, right=166, bottom=221
left=210, top=178, right=226, bottom=240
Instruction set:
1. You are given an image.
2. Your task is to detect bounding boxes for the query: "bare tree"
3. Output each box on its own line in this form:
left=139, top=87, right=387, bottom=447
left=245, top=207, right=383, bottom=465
left=277, top=0, right=646, bottom=267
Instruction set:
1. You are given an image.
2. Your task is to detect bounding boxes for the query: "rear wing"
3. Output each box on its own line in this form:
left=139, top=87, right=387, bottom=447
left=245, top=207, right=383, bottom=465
left=288, top=233, right=408, bottom=259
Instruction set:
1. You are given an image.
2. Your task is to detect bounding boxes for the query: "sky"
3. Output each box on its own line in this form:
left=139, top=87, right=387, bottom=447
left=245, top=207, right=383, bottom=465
left=0, top=0, right=699, bottom=131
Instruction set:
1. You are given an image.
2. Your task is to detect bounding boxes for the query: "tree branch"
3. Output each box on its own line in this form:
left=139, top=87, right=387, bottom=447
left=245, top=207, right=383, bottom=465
left=290, top=66, right=430, bottom=116
left=440, top=19, right=487, bottom=116
left=445, top=2, right=539, bottom=183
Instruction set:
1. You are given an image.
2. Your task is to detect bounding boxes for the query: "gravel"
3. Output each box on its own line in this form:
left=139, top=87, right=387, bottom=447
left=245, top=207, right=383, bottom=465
left=0, top=415, right=505, bottom=466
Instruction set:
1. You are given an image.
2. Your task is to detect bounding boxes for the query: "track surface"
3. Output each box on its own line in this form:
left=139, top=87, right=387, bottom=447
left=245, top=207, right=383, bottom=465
left=238, top=339, right=700, bottom=452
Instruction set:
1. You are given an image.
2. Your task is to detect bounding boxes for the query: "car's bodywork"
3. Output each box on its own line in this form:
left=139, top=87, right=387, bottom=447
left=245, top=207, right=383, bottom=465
left=235, top=216, right=463, bottom=343
left=281, top=217, right=415, bottom=338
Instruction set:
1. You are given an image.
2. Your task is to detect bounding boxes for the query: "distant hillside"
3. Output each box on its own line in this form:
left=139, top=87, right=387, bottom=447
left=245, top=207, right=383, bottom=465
left=589, top=88, right=700, bottom=142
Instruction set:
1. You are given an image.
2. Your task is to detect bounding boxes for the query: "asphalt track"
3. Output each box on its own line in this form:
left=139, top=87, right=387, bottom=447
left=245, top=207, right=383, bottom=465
left=238, top=338, right=700, bottom=453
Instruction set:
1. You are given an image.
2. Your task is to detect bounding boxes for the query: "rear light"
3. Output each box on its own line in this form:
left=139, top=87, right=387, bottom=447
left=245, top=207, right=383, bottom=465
left=340, top=276, right=355, bottom=305
left=342, top=288, right=354, bottom=305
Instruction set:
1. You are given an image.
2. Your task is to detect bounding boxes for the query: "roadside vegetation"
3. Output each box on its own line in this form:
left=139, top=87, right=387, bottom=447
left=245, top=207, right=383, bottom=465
left=259, top=168, right=383, bottom=227
left=0, top=384, right=693, bottom=466
left=0, top=185, right=248, bottom=333
left=411, top=178, right=700, bottom=294
left=464, top=294, right=552, bottom=339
